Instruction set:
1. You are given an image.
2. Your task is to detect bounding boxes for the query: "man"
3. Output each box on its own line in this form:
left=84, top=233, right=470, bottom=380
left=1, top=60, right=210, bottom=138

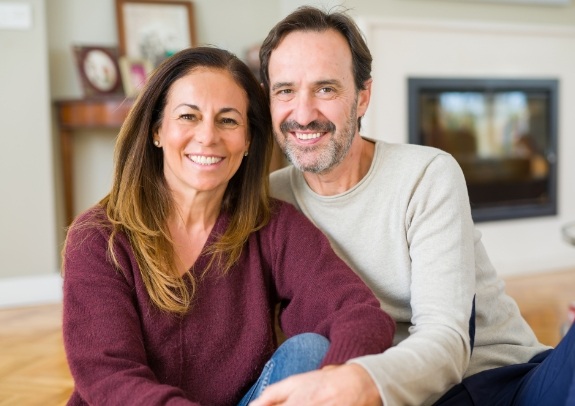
left=251, top=6, right=575, bottom=406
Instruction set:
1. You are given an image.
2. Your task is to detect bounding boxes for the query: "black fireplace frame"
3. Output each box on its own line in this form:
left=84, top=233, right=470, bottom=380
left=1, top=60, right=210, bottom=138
left=408, top=77, right=558, bottom=223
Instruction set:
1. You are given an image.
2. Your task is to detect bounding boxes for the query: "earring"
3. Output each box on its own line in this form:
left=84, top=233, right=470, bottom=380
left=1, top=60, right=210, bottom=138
left=244, top=151, right=248, bottom=157
left=153, top=140, right=160, bottom=147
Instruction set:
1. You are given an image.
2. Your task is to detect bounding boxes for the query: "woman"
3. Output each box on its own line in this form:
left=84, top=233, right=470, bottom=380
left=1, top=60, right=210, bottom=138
left=62, top=47, right=395, bottom=406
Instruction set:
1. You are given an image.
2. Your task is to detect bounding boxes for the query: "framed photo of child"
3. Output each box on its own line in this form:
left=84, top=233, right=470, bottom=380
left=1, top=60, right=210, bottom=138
left=119, top=56, right=153, bottom=97
left=115, top=0, right=196, bottom=68
left=73, top=45, right=124, bottom=98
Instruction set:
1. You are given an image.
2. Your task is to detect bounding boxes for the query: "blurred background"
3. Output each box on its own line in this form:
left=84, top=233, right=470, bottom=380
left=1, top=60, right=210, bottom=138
left=1, top=0, right=574, bottom=307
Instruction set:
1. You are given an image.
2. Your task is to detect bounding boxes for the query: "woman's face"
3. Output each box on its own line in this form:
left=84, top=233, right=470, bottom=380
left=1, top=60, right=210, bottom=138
left=154, top=68, right=250, bottom=201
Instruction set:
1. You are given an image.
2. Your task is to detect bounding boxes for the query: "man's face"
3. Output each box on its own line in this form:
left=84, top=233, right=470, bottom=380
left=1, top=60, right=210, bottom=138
left=267, top=29, right=364, bottom=174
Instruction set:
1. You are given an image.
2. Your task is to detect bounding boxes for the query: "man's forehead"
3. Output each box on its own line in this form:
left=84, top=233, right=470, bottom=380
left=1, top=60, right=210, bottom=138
left=273, top=29, right=350, bottom=56
left=268, top=30, right=353, bottom=81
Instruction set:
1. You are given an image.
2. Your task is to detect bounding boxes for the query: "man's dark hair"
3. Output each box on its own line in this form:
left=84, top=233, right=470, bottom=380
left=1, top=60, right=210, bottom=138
left=259, top=6, right=372, bottom=95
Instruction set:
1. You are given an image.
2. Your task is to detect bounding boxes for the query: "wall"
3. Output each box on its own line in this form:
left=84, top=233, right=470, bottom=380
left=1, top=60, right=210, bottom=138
left=1, top=0, right=574, bottom=305
left=0, top=0, right=58, bottom=284
left=47, top=0, right=279, bottom=243
left=359, top=17, right=575, bottom=276
left=48, top=0, right=575, bottom=229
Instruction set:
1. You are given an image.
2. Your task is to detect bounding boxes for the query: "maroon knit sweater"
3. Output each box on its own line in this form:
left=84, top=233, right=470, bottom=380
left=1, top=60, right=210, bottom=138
left=63, top=200, right=394, bottom=405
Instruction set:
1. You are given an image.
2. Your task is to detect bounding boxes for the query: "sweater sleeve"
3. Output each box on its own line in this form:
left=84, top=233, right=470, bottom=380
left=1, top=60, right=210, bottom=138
left=349, top=153, right=476, bottom=406
left=62, top=212, right=197, bottom=406
left=268, top=202, right=396, bottom=366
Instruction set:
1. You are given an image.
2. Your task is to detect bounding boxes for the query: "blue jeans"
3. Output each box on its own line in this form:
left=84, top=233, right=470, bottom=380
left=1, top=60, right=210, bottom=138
left=237, top=333, right=330, bottom=406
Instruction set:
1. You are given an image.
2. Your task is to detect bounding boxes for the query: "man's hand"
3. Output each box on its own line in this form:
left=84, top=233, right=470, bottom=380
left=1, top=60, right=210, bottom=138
left=248, top=363, right=383, bottom=406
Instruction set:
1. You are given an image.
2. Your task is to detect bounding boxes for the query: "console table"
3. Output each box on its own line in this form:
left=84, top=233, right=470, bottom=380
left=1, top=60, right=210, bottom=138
left=54, top=97, right=133, bottom=225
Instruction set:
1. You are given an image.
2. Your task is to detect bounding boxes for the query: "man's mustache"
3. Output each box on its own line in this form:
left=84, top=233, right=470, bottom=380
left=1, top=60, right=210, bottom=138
left=280, top=120, right=336, bottom=133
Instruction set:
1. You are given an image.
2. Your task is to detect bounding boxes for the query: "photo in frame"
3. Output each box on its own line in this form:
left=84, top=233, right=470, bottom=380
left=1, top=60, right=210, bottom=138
left=115, top=0, right=196, bottom=67
left=119, top=56, right=154, bottom=97
left=73, top=45, right=124, bottom=98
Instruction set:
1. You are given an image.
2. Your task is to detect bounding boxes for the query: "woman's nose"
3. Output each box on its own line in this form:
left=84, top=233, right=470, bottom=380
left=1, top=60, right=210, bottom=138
left=194, top=121, right=219, bottom=145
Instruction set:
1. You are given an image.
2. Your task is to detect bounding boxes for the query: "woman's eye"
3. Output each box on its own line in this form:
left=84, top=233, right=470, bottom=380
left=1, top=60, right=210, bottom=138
left=218, top=117, right=240, bottom=129
left=180, top=114, right=197, bottom=121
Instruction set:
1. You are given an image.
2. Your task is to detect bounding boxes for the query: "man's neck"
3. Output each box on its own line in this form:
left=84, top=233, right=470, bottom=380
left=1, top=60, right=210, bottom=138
left=303, top=135, right=375, bottom=196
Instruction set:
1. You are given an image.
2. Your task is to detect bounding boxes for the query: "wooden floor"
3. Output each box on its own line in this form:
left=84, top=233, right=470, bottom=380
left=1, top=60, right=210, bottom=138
left=0, top=268, right=573, bottom=405
left=503, top=267, right=575, bottom=347
left=0, top=305, right=73, bottom=405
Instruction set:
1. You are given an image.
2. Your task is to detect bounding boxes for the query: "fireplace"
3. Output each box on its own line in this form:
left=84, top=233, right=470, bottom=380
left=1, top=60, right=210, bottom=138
left=408, top=78, right=558, bottom=222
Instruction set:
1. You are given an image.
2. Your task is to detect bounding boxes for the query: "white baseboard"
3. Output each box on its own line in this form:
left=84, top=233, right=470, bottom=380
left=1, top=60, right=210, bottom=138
left=0, top=273, right=63, bottom=308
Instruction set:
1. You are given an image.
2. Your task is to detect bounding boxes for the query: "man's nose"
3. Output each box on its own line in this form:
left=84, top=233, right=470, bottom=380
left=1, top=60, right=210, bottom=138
left=292, top=92, right=320, bottom=127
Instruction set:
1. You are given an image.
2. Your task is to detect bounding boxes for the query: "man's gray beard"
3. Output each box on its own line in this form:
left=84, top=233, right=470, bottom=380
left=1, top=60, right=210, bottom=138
left=276, top=105, right=357, bottom=175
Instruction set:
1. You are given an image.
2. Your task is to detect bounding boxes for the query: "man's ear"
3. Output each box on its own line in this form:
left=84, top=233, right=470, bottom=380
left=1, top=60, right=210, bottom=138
left=357, top=79, right=372, bottom=118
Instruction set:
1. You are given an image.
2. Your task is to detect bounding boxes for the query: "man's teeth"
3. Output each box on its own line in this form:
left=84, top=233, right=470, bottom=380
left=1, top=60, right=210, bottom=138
left=189, top=155, right=223, bottom=165
left=296, top=132, right=322, bottom=140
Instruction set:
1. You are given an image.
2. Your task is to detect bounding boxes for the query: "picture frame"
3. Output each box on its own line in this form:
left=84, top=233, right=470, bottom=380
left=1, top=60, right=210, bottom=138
left=119, top=56, right=154, bottom=97
left=115, top=0, right=196, bottom=68
left=73, top=45, right=124, bottom=98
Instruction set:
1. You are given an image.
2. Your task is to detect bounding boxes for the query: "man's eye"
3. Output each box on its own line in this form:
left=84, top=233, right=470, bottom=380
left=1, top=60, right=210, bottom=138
left=318, top=87, right=335, bottom=94
left=275, top=89, right=294, bottom=101
left=316, top=87, right=338, bottom=99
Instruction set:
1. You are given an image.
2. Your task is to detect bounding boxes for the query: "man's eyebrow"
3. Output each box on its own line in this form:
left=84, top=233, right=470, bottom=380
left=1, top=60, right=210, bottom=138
left=271, top=79, right=343, bottom=92
left=271, top=82, right=293, bottom=91
left=315, top=79, right=342, bottom=87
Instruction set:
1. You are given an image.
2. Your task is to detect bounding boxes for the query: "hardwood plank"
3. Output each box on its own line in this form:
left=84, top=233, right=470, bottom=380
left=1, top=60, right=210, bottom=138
left=0, top=268, right=572, bottom=405
left=503, top=267, right=575, bottom=347
left=0, top=304, right=73, bottom=406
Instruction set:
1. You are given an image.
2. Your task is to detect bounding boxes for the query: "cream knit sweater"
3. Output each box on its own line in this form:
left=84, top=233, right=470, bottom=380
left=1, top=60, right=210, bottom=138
left=270, top=140, right=550, bottom=406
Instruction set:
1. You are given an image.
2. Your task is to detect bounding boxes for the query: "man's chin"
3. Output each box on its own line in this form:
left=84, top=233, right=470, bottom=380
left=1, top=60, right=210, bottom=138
left=290, top=159, right=330, bottom=174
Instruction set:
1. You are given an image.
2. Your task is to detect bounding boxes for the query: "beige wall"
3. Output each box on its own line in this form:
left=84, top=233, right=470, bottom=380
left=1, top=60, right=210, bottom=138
left=47, top=0, right=279, bottom=245
left=0, top=0, right=57, bottom=279
left=359, top=17, right=575, bottom=276
left=1, top=0, right=574, bottom=302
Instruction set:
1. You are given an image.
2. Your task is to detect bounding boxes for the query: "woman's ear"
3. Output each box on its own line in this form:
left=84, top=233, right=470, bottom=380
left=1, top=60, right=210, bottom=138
left=152, top=127, right=162, bottom=147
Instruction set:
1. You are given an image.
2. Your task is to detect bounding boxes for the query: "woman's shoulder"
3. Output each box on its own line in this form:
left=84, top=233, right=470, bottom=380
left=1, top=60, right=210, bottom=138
left=74, top=204, right=108, bottom=224
left=266, top=198, right=321, bottom=236
left=269, top=198, right=302, bottom=220
left=65, top=205, right=116, bottom=252
left=68, top=205, right=110, bottom=235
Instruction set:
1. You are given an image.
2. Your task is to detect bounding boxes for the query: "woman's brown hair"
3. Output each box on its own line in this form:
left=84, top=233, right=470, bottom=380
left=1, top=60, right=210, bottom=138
left=82, top=47, right=273, bottom=313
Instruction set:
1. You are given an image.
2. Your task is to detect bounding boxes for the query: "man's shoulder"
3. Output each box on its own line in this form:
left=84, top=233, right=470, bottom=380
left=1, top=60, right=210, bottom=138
left=270, top=165, right=300, bottom=206
left=379, top=141, right=449, bottom=162
left=375, top=141, right=456, bottom=173
left=270, top=164, right=293, bottom=184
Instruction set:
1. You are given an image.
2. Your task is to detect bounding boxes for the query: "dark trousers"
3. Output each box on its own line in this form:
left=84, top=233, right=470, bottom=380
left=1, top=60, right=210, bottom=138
left=434, top=323, right=575, bottom=406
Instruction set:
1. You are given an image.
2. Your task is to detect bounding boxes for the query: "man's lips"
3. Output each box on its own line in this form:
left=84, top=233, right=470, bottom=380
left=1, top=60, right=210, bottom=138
left=280, top=120, right=336, bottom=137
left=295, top=132, right=323, bottom=140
